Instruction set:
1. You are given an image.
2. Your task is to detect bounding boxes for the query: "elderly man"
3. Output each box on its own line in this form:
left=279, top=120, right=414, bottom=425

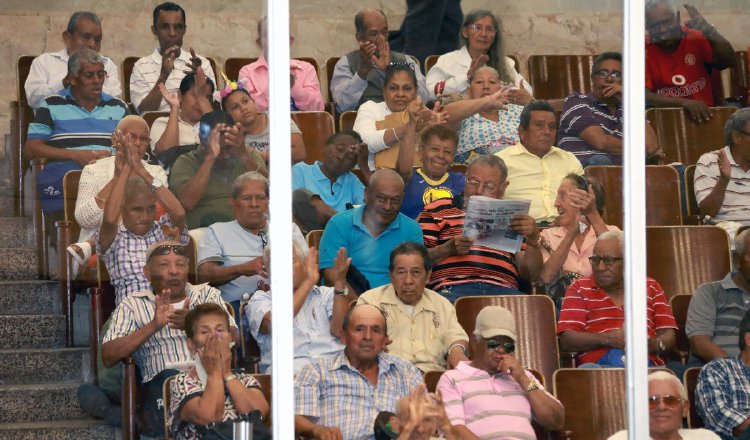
left=558, top=52, right=662, bottom=167
left=292, top=130, right=370, bottom=231
left=238, top=16, right=324, bottom=112
left=101, top=240, right=238, bottom=436
left=169, top=110, right=265, bottom=229
left=295, top=304, right=423, bottom=440
left=645, top=0, right=735, bottom=122
left=25, top=48, right=128, bottom=215
left=496, top=100, right=584, bottom=223
left=696, top=309, right=750, bottom=440
left=130, top=2, right=216, bottom=113
left=557, top=230, right=678, bottom=367
left=438, top=306, right=565, bottom=438
left=318, top=168, right=423, bottom=294
left=330, top=8, right=430, bottom=112
left=25, top=11, right=121, bottom=110
left=608, top=371, right=720, bottom=440
left=694, top=109, right=750, bottom=225
left=358, top=242, right=469, bottom=372
left=686, top=229, right=750, bottom=365
left=418, top=154, right=543, bottom=302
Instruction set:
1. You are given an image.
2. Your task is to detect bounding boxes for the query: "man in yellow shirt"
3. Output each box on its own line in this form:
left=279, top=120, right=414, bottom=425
left=497, top=100, right=584, bottom=224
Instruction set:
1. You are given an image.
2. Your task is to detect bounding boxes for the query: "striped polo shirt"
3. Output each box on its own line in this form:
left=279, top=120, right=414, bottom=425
left=694, top=146, right=750, bottom=225
left=418, top=197, right=520, bottom=291
left=103, top=283, right=236, bottom=383
left=557, top=276, right=677, bottom=365
left=437, top=361, right=553, bottom=440
left=27, top=87, right=127, bottom=151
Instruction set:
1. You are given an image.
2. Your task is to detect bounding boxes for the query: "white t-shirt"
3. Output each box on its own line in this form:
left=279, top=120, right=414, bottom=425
left=607, top=428, right=721, bottom=440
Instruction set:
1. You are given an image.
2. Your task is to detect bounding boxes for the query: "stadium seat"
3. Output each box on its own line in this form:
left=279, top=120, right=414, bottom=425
left=683, top=367, right=703, bottom=429
left=527, top=55, right=595, bottom=100
left=292, top=111, right=335, bottom=164
left=669, top=294, right=692, bottom=364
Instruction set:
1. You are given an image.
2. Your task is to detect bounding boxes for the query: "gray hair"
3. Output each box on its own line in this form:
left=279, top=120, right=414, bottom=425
left=645, top=0, right=677, bottom=13
left=116, top=115, right=148, bottom=132
left=648, top=370, right=687, bottom=401
left=124, top=176, right=151, bottom=201
left=368, top=168, right=404, bottom=189
left=67, top=48, right=104, bottom=76
left=735, top=228, right=750, bottom=256
left=467, top=154, right=508, bottom=181
left=66, top=11, right=101, bottom=34
left=725, top=109, right=750, bottom=148
left=597, top=230, right=625, bottom=248
left=231, top=171, right=269, bottom=198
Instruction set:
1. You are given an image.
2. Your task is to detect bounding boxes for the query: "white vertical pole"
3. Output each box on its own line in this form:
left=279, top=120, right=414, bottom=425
left=623, top=1, right=650, bottom=439
left=266, top=1, right=294, bottom=439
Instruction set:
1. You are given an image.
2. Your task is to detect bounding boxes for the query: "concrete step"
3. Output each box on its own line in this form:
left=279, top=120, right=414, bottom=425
left=0, top=348, right=91, bottom=385
left=0, top=280, right=57, bottom=315
left=0, top=419, right=117, bottom=439
left=0, top=248, right=39, bottom=280
left=0, top=194, right=14, bottom=218
left=0, top=315, right=65, bottom=349
left=0, top=217, right=33, bottom=248
left=0, top=383, right=92, bottom=424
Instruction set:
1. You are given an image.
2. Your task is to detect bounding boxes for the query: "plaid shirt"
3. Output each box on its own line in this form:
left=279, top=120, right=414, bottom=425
left=696, top=356, right=750, bottom=440
left=102, top=283, right=236, bottom=383
left=98, top=214, right=189, bottom=305
left=295, top=351, right=423, bottom=440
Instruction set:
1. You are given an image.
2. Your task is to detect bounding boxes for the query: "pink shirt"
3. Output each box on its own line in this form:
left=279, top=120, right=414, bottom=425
left=540, top=225, right=620, bottom=276
left=238, top=55, right=324, bottom=112
left=437, top=361, right=556, bottom=439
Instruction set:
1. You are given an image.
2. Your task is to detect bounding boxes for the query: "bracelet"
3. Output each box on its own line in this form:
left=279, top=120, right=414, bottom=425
left=391, top=128, right=400, bottom=144
left=445, top=343, right=468, bottom=360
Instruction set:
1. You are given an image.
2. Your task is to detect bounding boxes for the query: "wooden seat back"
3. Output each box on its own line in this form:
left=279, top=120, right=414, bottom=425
left=527, top=55, right=595, bottom=100
left=292, top=111, right=335, bottom=164
left=684, top=367, right=704, bottom=429
left=454, top=295, right=559, bottom=388
left=669, top=294, right=692, bottom=360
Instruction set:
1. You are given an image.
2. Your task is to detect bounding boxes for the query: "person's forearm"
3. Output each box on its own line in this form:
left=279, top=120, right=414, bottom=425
left=645, top=120, right=661, bottom=156
left=25, top=139, right=79, bottom=162
left=176, top=158, right=215, bottom=210
left=291, top=134, right=307, bottom=165
left=186, top=372, right=226, bottom=424
left=95, top=179, right=117, bottom=210
left=99, top=168, right=130, bottom=253
left=706, top=30, right=737, bottom=70
left=155, top=109, right=180, bottom=153
left=226, top=381, right=269, bottom=416
left=427, top=241, right=455, bottom=265
left=539, top=231, right=576, bottom=285
left=137, top=75, right=169, bottom=113
left=645, top=89, right=693, bottom=108
left=101, top=321, right=160, bottom=367
left=395, top=121, right=418, bottom=182
left=559, top=330, right=613, bottom=353
left=528, top=391, right=566, bottom=431
left=330, top=294, right=350, bottom=336
left=322, top=267, right=357, bottom=295
left=198, top=262, right=243, bottom=287
left=579, top=127, right=623, bottom=155
left=690, top=335, right=728, bottom=361
left=295, top=415, right=323, bottom=437
left=588, top=212, right=609, bottom=237
left=444, top=96, right=491, bottom=126
left=446, top=339, right=470, bottom=368
left=518, top=244, right=543, bottom=282
left=451, top=425, right=481, bottom=440
left=699, top=177, right=730, bottom=217
left=292, top=279, right=316, bottom=317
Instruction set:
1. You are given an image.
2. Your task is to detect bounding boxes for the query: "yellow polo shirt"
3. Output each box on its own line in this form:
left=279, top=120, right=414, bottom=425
left=496, top=143, right=584, bottom=222
left=358, top=284, right=468, bottom=373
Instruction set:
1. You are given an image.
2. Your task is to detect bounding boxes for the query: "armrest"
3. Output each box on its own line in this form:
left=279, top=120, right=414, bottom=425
left=122, top=356, right=137, bottom=440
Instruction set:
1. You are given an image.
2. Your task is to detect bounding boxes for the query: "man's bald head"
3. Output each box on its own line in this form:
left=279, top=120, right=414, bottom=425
left=369, top=168, right=404, bottom=192
left=343, top=303, right=387, bottom=332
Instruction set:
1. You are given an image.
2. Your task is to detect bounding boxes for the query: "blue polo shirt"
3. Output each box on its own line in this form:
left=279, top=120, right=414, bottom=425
left=291, top=161, right=365, bottom=212
left=319, top=205, right=424, bottom=289
left=27, top=87, right=127, bottom=151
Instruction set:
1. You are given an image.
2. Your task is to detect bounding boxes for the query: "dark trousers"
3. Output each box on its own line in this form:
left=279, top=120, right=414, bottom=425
left=141, top=368, right=180, bottom=437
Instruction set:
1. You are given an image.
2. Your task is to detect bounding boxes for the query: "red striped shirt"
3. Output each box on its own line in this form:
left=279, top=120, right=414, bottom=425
left=557, top=276, right=677, bottom=365
left=417, top=198, right=519, bottom=290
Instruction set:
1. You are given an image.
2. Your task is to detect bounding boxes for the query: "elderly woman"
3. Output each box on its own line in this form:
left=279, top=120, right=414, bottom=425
left=219, top=81, right=306, bottom=166
left=169, top=303, right=269, bottom=439
left=70, top=115, right=168, bottom=270
left=538, top=174, right=618, bottom=308
left=353, top=63, right=445, bottom=169
left=150, top=70, right=215, bottom=162
left=426, top=10, right=532, bottom=102
left=442, top=65, right=523, bottom=164
left=607, top=371, right=720, bottom=440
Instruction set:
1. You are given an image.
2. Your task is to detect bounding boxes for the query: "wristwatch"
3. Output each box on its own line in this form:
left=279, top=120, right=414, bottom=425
left=523, top=381, right=540, bottom=393
left=224, top=374, right=238, bottom=384
left=334, top=286, right=349, bottom=296
left=150, top=177, right=164, bottom=193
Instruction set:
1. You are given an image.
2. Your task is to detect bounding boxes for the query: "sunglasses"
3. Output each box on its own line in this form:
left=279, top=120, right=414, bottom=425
left=486, top=339, right=515, bottom=354
left=148, top=244, right=187, bottom=261
left=648, top=394, right=682, bottom=410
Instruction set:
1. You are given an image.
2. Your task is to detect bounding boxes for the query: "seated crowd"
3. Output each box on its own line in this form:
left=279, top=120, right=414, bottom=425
left=19, top=0, right=750, bottom=438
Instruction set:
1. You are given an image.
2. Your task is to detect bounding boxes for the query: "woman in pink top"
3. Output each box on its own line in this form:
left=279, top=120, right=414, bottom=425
left=539, top=174, right=619, bottom=307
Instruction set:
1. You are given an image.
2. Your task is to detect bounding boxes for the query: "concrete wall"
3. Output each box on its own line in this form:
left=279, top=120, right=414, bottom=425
left=1, top=0, right=747, bottom=153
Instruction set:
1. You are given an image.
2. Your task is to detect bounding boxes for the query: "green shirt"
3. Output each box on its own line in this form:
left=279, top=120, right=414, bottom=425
left=169, top=148, right=263, bottom=229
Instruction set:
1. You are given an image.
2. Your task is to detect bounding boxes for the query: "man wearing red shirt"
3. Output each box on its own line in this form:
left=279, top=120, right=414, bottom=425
left=557, top=230, right=678, bottom=367
left=645, top=1, right=735, bottom=122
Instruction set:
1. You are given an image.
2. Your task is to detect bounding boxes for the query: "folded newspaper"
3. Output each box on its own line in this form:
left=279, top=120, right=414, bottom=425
left=463, top=196, right=532, bottom=253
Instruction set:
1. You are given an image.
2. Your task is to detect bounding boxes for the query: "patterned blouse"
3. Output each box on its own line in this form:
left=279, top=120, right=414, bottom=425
left=455, top=104, right=524, bottom=165
left=169, top=371, right=262, bottom=440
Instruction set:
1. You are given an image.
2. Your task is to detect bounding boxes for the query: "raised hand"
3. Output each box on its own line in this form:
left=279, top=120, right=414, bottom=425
left=467, top=53, right=489, bottom=82
left=222, top=122, right=245, bottom=151
left=483, top=87, right=510, bottom=111
left=357, top=40, right=378, bottom=76
left=717, top=148, right=732, bottom=181
left=331, top=247, right=351, bottom=288
left=188, top=47, right=203, bottom=72
left=160, top=46, right=179, bottom=79
left=152, top=290, right=172, bottom=329
left=159, top=83, right=180, bottom=109
left=507, top=80, right=533, bottom=106
left=371, top=35, right=391, bottom=71
left=683, top=4, right=713, bottom=34
left=166, top=296, right=190, bottom=330
left=205, top=124, right=223, bottom=160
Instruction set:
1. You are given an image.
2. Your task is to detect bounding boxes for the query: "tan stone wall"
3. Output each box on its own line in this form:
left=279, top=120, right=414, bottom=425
left=1, top=0, right=747, bottom=151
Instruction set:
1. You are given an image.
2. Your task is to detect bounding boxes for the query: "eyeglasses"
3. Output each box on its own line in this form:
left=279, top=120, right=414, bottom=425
left=593, top=70, right=623, bottom=81
left=466, top=178, right=498, bottom=193
left=648, top=395, right=682, bottom=410
left=589, top=256, right=623, bottom=266
left=485, top=339, right=515, bottom=354
left=466, top=24, right=497, bottom=34
left=148, top=244, right=187, bottom=261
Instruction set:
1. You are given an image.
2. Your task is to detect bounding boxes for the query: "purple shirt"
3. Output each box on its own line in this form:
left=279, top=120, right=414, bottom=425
left=558, top=92, right=622, bottom=165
